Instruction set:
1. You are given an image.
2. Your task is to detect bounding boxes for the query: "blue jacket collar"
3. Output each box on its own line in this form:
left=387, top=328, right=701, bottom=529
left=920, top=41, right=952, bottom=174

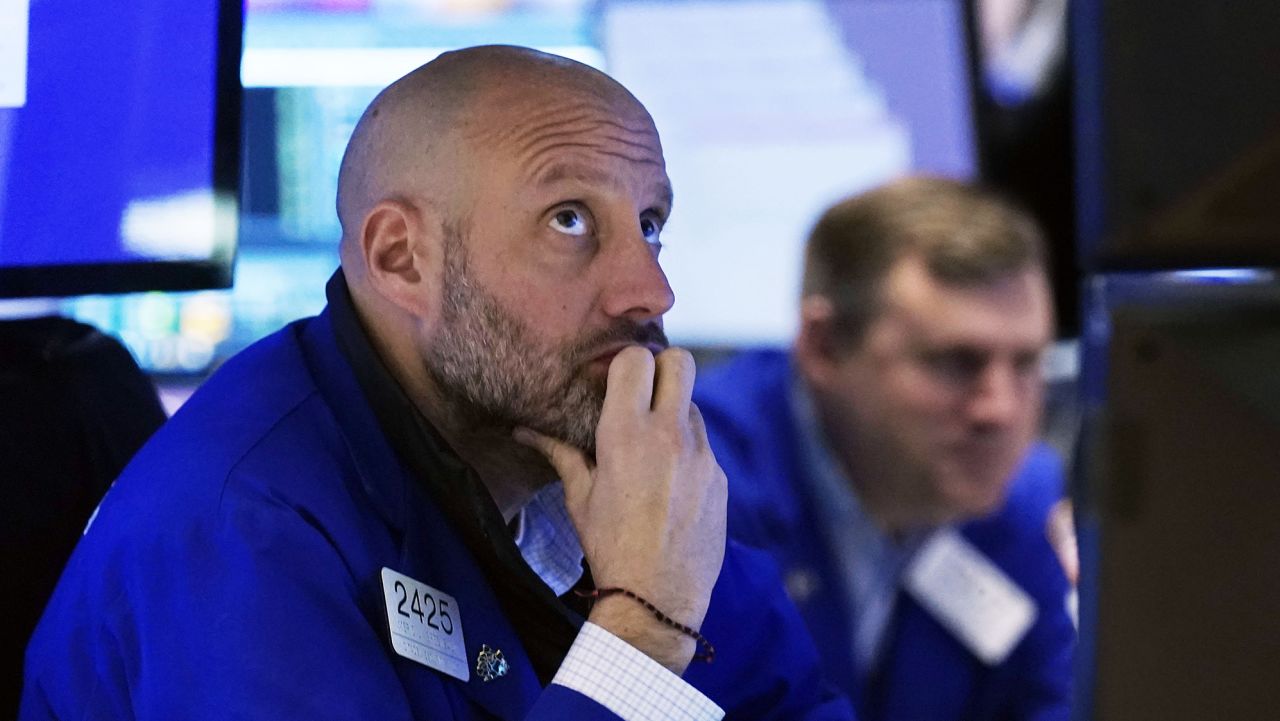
left=300, top=270, right=584, bottom=687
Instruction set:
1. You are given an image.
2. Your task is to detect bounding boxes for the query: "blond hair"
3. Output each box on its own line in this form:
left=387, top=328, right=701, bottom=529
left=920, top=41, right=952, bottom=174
left=802, top=175, right=1048, bottom=343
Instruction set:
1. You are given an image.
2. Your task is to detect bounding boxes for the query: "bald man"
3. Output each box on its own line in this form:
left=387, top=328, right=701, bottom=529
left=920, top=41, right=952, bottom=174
left=21, top=46, right=852, bottom=721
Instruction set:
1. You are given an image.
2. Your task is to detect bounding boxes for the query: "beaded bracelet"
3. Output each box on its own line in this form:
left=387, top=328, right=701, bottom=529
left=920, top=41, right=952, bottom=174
left=575, top=586, right=716, bottom=663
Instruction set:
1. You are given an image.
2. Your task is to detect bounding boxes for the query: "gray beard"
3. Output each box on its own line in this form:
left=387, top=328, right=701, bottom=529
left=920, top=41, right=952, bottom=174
left=424, top=230, right=666, bottom=455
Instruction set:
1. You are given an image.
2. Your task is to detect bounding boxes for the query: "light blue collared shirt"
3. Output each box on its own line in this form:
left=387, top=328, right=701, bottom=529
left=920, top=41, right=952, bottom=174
left=789, top=377, right=928, bottom=676
left=511, top=481, right=585, bottom=596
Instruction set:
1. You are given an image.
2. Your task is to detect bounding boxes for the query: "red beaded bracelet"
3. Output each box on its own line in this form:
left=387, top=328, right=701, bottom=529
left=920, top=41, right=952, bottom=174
left=575, top=586, right=716, bottom=663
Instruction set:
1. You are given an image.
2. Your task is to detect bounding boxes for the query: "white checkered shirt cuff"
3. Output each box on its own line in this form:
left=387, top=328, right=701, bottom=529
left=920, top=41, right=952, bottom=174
left=551, top=621, right=724, bottom=721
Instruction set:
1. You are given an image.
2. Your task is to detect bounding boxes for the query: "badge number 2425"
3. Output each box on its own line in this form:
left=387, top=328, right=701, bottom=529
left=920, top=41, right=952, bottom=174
left=381, top=568, right=469, bottom=681
left=393, top=579, right=454, bottom=634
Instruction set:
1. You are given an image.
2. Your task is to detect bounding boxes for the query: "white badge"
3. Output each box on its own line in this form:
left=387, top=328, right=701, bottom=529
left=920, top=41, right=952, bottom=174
left=381, top=568, right=469, bottom=682
left=902, top=529, right=1037, bottom=665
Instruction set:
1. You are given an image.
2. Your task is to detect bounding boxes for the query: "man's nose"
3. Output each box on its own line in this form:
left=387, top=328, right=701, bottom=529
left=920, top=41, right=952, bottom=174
left=598, top=230, right=676, bottom=321
left=966, top=362, right=1025, bottom=429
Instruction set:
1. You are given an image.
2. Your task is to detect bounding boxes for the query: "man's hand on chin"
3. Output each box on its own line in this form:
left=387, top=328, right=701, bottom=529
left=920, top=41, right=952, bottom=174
left=515, top=345, right=728, bottom=676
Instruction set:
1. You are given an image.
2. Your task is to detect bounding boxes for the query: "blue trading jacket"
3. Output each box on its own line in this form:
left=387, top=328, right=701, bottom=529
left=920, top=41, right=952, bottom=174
left=21, top=311, right=853, bottom=720
left=694, top=349, right=1075, bottom=721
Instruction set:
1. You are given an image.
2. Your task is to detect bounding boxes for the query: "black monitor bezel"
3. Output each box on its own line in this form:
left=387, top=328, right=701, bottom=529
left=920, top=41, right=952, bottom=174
left=0, top=0, right=243, bottom=299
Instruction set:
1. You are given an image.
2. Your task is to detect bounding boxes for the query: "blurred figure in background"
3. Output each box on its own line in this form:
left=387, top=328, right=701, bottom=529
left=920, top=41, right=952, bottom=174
left=696, top=176, right=1075, bottom=721
left=1, top=301, right=166, bottom=716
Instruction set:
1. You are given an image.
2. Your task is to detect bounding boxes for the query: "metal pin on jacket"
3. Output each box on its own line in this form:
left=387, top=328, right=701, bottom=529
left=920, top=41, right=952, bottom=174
left=475, top=645, right=509, bottom=682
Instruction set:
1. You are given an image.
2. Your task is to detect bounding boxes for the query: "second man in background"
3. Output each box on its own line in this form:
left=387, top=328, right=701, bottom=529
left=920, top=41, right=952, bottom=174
left=696, top=176, right=1075, bottom=721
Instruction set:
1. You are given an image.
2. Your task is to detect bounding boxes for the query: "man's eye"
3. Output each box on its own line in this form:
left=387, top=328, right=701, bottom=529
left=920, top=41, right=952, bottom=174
left=925, top=350, right=985, bottom=382
left=639, top=216, right=663, bottom=246
left=549, top=208, right=589, bottom=236
left=1014, top=351, right=1046, bottom=378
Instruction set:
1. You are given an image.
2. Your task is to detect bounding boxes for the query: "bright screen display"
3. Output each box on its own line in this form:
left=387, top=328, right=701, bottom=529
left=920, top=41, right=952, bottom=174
left=234, top=0, right=978, bottom=350
left=51, top=0, right=976, bottom=374
left=0, top=0, right=239, bottom=298
left=604, top=0, right=977, bottom=345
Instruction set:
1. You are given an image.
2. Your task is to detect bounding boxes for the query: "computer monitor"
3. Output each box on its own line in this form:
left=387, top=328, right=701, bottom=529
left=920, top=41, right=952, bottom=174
left=243, top=0, right=981, bottom=349
left=1074, top=0, right=1280, bottom=270
left=603, top=0, right=979, bottom=346
left=0, top=0, right=242, bottom=298
left=52, top=0, right=979, bottom=374
left=1075, top=272, right=1280, bottom=721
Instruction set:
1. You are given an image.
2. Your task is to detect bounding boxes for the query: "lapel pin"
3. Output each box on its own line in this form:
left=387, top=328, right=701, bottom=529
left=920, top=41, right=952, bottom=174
left=475, top=644, right=509, bottom=682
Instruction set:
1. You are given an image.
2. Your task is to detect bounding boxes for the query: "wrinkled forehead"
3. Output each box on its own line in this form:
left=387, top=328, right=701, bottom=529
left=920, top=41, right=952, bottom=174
left=871, top=255, right=1050, bottom=341
left=461, top=80, right=666, bottom=175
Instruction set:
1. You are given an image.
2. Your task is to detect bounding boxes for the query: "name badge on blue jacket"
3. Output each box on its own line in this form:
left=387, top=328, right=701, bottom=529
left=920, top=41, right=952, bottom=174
left=381, top=567, right=470, bottom=681
left=903, top=530, right=1036, bottom=665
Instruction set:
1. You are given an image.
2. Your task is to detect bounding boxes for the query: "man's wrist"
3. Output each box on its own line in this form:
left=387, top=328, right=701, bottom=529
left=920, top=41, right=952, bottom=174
left=552, top=622, right=724, bottom=721
left=587, top=593, right=697, bottom=675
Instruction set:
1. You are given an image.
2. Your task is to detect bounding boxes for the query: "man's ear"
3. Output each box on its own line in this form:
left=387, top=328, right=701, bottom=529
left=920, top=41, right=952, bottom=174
left=359, top=198, right=441, bottom=319
left=794, top=295, right=842, bottom=388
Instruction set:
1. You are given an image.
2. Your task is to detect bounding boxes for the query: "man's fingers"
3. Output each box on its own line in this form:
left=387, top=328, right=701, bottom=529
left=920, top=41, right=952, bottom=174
left=688, top=402, right=712, bottom=451
left=652, top=348, right=695, bottom=417
left=602, top=346, right=656, bottom=418
left=513, top=426, right=591, bottom=485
